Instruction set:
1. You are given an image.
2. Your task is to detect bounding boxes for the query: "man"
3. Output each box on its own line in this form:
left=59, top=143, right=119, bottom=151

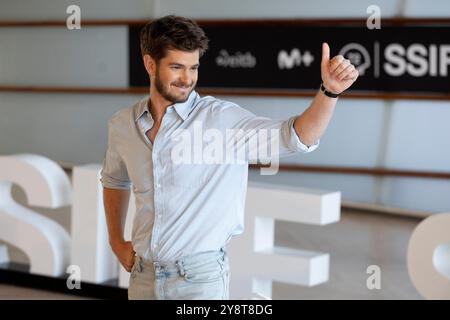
left=100, top=15, right=358, bottom=300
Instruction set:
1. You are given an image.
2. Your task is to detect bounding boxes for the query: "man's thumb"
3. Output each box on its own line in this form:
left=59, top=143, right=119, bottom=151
left=321, top=42, right=330, bottom=67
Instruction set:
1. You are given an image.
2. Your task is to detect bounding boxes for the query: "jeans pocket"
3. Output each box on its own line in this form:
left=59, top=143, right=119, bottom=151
left=183, top=259, right=225, bottom=283
left=130, top=255, right=140, bottom=278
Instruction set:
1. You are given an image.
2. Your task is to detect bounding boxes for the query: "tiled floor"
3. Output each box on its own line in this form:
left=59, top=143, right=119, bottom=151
left=273, top=209, right=422, bottom=299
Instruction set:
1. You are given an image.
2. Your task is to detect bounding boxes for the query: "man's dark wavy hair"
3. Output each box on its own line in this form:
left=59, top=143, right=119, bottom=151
left=140, top=15, right=209, bottom=63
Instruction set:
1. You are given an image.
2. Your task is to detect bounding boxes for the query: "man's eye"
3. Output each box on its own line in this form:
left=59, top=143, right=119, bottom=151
left=172, top=66, right=181, bottom=69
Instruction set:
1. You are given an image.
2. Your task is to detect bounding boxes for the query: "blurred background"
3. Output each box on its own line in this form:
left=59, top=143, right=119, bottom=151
left=0, top=0, right=449, bottom=299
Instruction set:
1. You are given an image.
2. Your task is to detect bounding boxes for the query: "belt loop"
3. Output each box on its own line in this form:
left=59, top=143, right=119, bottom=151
left=220, top=246, right=226, bottom=260
left=176, top=260, right=185, bottom=277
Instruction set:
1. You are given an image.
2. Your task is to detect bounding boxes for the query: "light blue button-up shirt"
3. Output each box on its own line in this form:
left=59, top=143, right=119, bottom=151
left=100, top=90, right=319, bottom=262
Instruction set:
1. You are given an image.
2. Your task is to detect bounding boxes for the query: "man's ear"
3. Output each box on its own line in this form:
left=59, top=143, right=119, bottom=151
left=143, top=54, right=156, bottom=77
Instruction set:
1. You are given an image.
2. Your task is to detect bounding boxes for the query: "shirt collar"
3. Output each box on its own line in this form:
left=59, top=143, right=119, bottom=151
left=134, top=90, right=199, bottom=122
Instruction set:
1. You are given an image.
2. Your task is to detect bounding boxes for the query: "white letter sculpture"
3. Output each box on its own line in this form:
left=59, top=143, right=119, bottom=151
left=407, top=212, right=450, bottom=299
left=71, top=164, right=119, bottom=283
left=0, top=154, right=71, bottom=276
left=228, top=182, right=341, bottom=299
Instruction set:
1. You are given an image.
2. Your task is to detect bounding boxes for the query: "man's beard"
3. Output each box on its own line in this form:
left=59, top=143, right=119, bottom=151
left=154, top=70, right=195, bottom=104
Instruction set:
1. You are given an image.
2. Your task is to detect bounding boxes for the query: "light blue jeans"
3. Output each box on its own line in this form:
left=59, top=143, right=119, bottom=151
left=128, top=247, right=230, bottom=300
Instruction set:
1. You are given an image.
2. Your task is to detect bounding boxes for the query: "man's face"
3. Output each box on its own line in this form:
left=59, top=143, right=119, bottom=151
left=153, top=49, right=200, bottom=104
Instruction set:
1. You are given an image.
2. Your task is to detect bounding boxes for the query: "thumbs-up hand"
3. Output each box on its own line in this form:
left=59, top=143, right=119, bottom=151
left=321, top=42, right=358, bottom=95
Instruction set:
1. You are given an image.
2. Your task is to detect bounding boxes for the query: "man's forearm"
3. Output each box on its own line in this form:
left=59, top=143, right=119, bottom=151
left=294, top=89, right=338, bottom=147
left=103, top=187, right=131, bottom=246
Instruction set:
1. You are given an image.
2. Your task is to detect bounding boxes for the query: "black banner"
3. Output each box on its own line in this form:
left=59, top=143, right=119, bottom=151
left=129, top=23, right=450, bottom=94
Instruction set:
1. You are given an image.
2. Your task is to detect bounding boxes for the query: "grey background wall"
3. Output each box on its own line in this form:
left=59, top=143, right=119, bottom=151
left=1, top=0, right=449, bottom=212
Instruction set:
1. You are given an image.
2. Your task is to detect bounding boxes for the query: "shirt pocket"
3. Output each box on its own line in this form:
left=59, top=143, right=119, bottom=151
left=169, top=162, right=212, bottom=188
left=163, top=146, right=214, bottom=188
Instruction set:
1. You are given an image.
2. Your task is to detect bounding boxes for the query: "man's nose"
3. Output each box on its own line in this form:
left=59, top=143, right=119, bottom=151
left=180, top=71, right=191, bottom=85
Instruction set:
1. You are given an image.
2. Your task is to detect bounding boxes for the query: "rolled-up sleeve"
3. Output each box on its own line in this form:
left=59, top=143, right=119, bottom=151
left=281, top=115, right=319, bottom=153
left=223, top=103, right=319, bottom=159
left=100, top=120, right=131, bottom=190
